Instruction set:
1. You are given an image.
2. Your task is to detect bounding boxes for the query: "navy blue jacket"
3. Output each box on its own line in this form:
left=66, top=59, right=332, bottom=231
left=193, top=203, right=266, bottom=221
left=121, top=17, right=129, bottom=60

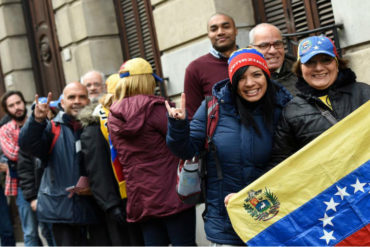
left=18, top=112, right=102, bottom=224
left=167, top=79, right=292, bottom=244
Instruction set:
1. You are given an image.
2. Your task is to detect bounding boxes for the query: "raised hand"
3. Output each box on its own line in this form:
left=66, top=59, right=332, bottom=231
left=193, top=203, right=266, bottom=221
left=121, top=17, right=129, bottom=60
left=34, top=92, right=52, bottom=123
left=165, top=92, right=186, bottom=120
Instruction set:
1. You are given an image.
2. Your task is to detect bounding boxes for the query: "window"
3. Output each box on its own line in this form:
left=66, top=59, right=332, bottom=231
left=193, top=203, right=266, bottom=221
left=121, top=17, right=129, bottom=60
left=253, top=0, right=335, bottom=57
left=114, top=0, right=165, bottom=96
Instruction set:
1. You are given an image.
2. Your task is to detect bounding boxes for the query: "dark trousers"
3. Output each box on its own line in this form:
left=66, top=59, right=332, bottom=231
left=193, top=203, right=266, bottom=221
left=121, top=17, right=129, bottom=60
left=105, top=214, right=144, bottom=246
left=0, top=185, right=16, bottom=246
left=140, top=207, right=196, bottom=246
left=52, top=223, right=110, bottom=246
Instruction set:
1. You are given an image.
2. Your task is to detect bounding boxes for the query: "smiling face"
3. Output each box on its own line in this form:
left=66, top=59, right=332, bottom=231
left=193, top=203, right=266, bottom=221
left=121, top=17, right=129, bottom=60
left=301, top=54, right=338, bottom=90
left=237, top=66, right=268, bottom=102
left=252, top=24, right=285, bottom=72
left=207, top=14, right=238, bottom=56
left=61, top=82, right=90, bottom=117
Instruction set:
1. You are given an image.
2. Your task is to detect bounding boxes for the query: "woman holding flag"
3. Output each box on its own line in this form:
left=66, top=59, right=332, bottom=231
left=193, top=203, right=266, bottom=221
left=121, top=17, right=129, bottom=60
left=166, top=48, right=292, bottom=245
left=271, top=35, right=370, bottom=165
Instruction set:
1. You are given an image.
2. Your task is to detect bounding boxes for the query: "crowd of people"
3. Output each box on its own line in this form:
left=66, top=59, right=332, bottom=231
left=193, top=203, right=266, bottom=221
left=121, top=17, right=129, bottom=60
left=0, top=12, right=369, bottom=247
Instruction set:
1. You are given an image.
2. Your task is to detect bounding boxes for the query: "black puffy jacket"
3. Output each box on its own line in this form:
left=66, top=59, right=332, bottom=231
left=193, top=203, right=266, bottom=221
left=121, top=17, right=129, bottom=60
left=271, top=68, right=370, bottom=165
left=17, top=149, right=44, bottom=202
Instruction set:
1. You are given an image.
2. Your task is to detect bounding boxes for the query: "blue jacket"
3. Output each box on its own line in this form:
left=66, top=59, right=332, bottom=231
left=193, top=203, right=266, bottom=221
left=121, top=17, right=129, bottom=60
left=18, top=112, right=102, bottom=224
left=167, top=79, right=292, bottom=244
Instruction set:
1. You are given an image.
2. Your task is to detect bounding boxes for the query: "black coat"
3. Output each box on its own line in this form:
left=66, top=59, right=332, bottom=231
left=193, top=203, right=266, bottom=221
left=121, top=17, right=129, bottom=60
left=271, top=58, right=298, bottom=96
left=78, top=104, right=123, bottom=212
left=271, top=68, right=370, bottom=165
left=17, top=149, right=44, bottom=202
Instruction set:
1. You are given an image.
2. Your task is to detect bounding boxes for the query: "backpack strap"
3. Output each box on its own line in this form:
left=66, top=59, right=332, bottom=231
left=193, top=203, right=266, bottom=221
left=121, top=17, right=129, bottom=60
left=204, top=96, right=222, bottom=180
left=49, top=120, right=61, bottom=154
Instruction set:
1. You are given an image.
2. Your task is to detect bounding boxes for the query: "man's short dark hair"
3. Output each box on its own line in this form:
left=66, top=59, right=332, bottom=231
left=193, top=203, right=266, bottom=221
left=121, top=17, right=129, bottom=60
left=207, top=13, right=236, bottom=30
left=1, top=90, right=26, bottom=114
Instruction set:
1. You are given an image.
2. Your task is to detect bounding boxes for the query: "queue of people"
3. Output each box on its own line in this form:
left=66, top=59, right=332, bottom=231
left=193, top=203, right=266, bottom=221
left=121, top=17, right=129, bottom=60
left=0, top=12, right=369, bottom=247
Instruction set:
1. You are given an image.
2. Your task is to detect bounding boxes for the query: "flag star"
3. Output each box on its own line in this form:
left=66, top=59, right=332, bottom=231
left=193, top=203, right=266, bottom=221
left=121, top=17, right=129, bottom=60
left=335, top=186, right=350, bottom=200
left=324, top=197, right=340, bottom=212
left=319, top=213, right=335, bottom=227
left=351, top=178, right=366, bottom=193
left=314, top=45, right=319, bottom=50
left=320, top=230, right=336, bottom=245
left=317, top=41, right=322, bottom=44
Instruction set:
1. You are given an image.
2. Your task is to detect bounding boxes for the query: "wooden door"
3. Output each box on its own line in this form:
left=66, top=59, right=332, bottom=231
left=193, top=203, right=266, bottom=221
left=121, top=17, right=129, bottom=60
left=23, top=0, right=65, bottom=98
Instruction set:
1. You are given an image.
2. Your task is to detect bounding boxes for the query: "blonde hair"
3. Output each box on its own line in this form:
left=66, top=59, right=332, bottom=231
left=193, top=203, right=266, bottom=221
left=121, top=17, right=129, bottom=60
left=114, top=74, right=156, bottom=101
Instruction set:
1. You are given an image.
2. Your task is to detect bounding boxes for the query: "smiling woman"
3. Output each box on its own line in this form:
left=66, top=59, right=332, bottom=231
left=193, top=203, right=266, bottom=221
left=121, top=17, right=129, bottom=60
left=270, top=35, right=370, bottom=165
left=166, top=48, right=292, bottom=245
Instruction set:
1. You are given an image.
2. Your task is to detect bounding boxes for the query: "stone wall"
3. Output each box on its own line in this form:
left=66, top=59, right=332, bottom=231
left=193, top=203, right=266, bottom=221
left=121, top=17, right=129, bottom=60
left=0, top=0, right=36, bottom=102
left=52, top=0, right=123, bottom=83
left=153, top=0, right=255, bottom=97
left=332, top=0, right=370, bottom=84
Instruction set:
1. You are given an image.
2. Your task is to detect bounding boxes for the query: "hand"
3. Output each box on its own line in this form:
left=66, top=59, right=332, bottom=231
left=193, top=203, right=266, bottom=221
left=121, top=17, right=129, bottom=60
left=34, top=92, right=52, bottom=123
left=30, top=199, right=37, bottom=211
left=0, top=163, right=8, bottom=173
left=165, top=93, right=186, bottom=120
left=107, top=205, right=127, bottom=225
left=75, top=187, right=92, bottom=196
left=224, top=193, right=236, bottom=207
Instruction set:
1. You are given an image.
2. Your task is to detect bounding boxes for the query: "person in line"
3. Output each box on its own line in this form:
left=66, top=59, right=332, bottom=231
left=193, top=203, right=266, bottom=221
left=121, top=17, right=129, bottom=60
left=108, top=58, right=196, bottom=246
left=81, top=70, right=106, bottom=102
left=184, top=13, right=238, bottom=120
left=0, top=91, right=46, bottom=246
left=270, top=35, right=370, bottom=164
left=78, top=73, right=144, bottom=246
left=19, top=82, right=109, bottom=246
left=249, top=23, right=298, bottom=95
left=166, top=48, right=292, bottom=245
left=0, top=154, right=16, bottom=246
left=17, top=97, right=60, bottom=246
left=0, top=113, right=16, bottom=247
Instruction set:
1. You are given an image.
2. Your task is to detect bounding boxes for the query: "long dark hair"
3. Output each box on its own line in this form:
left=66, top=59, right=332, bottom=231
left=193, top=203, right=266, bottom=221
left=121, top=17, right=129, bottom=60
left=231, top=66, right=276, bottom=136
left=1, top=90, right=26, bottom=114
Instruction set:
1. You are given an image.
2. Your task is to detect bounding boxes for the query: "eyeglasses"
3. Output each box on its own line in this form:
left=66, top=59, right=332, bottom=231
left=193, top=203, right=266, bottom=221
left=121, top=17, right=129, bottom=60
left=303, top=56, right=335, bottom=68
left=252, top=40, right=284, bottom=51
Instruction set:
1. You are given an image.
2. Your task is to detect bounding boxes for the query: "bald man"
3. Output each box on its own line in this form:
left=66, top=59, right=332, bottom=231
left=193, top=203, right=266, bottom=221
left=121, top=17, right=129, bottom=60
left=250, top=23, right=298, bottom=95
left=19, top=82, right=109, bottom=246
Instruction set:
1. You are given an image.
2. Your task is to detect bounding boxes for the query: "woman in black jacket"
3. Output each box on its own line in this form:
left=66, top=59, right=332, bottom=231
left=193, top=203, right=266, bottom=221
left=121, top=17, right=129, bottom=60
left=271, top=35, right=370, bottom=165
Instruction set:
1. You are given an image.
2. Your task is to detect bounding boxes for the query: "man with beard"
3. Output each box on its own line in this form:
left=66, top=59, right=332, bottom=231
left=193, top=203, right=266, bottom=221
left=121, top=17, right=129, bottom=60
left=19, top=82, right=109, bottom=246
left=184, top=13, right=238, bottom=119
left=0, top=90, right=45, bottom=245
left=249, top=23, right=298, bottom=95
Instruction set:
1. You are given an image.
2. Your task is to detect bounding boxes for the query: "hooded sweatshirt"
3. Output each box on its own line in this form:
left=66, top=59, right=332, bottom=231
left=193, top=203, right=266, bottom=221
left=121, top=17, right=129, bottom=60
left=108, top=95, right=191, bottom=222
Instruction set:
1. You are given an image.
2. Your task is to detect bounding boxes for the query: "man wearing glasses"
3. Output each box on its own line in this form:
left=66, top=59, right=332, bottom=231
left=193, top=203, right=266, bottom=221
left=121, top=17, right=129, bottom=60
left=249, top=23, right=298, bottom=95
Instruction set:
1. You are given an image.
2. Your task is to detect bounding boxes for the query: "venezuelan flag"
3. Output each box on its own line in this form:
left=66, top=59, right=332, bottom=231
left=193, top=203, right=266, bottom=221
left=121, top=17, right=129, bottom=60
left=227, top=101, right=370, bottom=246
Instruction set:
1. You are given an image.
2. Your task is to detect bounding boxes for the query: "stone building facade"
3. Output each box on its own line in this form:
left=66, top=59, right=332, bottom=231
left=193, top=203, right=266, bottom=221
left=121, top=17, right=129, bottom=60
left=1, top=0, right=370, bottom=244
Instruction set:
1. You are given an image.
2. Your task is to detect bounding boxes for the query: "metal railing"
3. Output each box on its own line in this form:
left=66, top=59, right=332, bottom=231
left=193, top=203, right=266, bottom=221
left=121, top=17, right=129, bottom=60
left=282, top=24, right=344, bottom=60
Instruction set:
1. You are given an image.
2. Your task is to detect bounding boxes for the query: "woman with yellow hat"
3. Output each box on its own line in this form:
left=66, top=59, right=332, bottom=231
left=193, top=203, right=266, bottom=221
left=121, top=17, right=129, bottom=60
left=108, top=58, right=196, bottom=246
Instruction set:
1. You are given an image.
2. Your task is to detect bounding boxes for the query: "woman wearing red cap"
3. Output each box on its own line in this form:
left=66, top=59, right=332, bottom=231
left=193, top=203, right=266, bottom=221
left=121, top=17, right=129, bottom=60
left=108, top=58, right=196, bottom=246
left=166, top=48, right=292, bottom=245
left=270, top=35, right=370, bottom=165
